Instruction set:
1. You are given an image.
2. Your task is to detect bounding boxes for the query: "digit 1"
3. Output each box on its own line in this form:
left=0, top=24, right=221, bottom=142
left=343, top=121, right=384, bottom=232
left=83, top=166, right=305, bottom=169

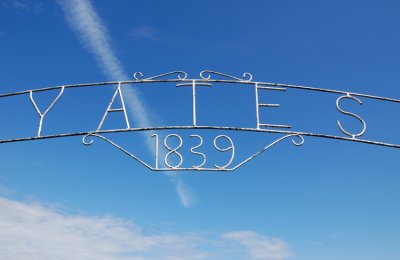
left=151, top=133, right=159, bottom=170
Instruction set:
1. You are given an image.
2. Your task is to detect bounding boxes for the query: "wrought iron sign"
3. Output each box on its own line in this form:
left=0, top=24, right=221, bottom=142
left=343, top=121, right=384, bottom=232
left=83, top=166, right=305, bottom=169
left=0, top=70, right=399, bottom=171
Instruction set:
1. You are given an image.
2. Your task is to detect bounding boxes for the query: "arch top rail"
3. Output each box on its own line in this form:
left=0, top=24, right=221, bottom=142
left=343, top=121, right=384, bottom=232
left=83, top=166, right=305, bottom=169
left=0, top=70, right=399, bottom=103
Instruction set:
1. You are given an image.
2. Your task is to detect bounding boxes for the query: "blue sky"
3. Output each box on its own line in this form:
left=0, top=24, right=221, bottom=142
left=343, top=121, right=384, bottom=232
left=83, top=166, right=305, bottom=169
left=1, top=0, right=400, bottom=259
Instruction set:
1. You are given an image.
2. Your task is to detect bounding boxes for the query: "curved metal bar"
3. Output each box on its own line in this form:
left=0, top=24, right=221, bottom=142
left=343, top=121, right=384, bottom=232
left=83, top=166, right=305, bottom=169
left=1, top=125, right=399, bottom=149
left=200, top=70, right=253, bottom=82
left=231, top=134, right=304, bottom=171
left=133, top=71, right=187, bottom=80
left=0, top=70, right=399, bottom=103
left=154, top=167, right=233, bottom=172
left=82, top=133, right=154, bottom=170
left=259, top=83, right=400, bottom=103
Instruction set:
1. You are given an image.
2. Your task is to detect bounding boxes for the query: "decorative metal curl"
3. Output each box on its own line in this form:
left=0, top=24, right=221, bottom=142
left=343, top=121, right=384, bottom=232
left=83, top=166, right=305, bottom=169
left=133, top=72, right=144, bottom=80
left=134, top=71, right=187, bottom=80
left=82, top=134, right=95, bottom=145
left=200, top=70, right=253, bottom=82
left=291, top=135, right=305, bottom=146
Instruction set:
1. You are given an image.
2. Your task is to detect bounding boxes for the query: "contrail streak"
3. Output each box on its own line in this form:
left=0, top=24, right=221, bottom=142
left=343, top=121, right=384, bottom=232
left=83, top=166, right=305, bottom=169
left=57, top=0, right=194, bottom=207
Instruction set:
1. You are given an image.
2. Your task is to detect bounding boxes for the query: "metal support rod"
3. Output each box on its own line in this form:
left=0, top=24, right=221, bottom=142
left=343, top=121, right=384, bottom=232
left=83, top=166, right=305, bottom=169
left=255, top=83, right=260, bottom=129
left=193, top=81, right=197, bottom=126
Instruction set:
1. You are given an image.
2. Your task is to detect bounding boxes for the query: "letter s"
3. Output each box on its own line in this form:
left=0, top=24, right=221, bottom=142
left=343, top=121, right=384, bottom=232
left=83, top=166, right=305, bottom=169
left=336, top=94, right=367, bottom=139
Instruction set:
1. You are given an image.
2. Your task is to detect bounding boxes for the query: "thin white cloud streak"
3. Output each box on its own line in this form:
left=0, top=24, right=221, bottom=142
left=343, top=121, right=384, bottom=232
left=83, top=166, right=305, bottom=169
left=130, top=26, right=168, bottom=43
left=223, top=231, right=292, bottom=260
left=57, top=0, right=194, bottom=207
left=176, top=178, right=194, bottom=208
left=57, top=0, right=149, bottom=128
left=3, top=0, right=43, bottom=15
left=57, top=0, right=123, bottom=80
left=131, top=26, right=159, bottom=41
left=0, top=196, right=292, bottom=260
left=172, top=176, right=197, bottom=208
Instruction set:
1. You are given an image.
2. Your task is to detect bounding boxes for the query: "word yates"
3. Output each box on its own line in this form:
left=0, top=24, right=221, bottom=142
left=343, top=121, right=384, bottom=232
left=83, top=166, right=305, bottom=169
left=25, top=76, right=367, bottom=140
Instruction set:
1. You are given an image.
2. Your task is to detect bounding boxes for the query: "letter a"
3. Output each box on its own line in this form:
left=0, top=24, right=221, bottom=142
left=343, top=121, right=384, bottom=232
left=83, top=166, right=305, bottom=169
left=97, top=83, right=131, bottom=131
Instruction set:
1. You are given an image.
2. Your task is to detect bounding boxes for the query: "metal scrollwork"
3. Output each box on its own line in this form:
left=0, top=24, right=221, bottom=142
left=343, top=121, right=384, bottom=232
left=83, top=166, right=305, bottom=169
left=134, top=71, right=187, bottom=80
left=200, top=70, right=253, bottom=82
left=133, top=71, right=144, bottom=80
left=82, top=133, right=95, bottom=146
left=291, top=134, right=305, bottom=146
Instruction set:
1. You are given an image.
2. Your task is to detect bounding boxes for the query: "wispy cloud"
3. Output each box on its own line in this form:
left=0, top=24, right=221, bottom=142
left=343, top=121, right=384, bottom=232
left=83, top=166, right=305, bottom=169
left=129, top=25, right=242, bottom=53
left=57, top=0, right=125, bottom=81
left=171, top=176, right=197, bottom=208
left=0, top=196, right=205, bottom=259
left=3, top=0, right=43, bottom=15
left=57, top=0, right=194, bottom=207
left=57, top=0, right=151, bottom=128
left=0, top=196, right=292, bottom=260
left=130, top=26, right=168, bottom=43
left=223, top=231, right=292, bottom=260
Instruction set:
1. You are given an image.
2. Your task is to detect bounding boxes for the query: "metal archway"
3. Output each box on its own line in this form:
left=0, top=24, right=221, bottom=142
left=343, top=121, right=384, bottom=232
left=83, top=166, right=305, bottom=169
left=1, top=70, right=399, bottom=171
